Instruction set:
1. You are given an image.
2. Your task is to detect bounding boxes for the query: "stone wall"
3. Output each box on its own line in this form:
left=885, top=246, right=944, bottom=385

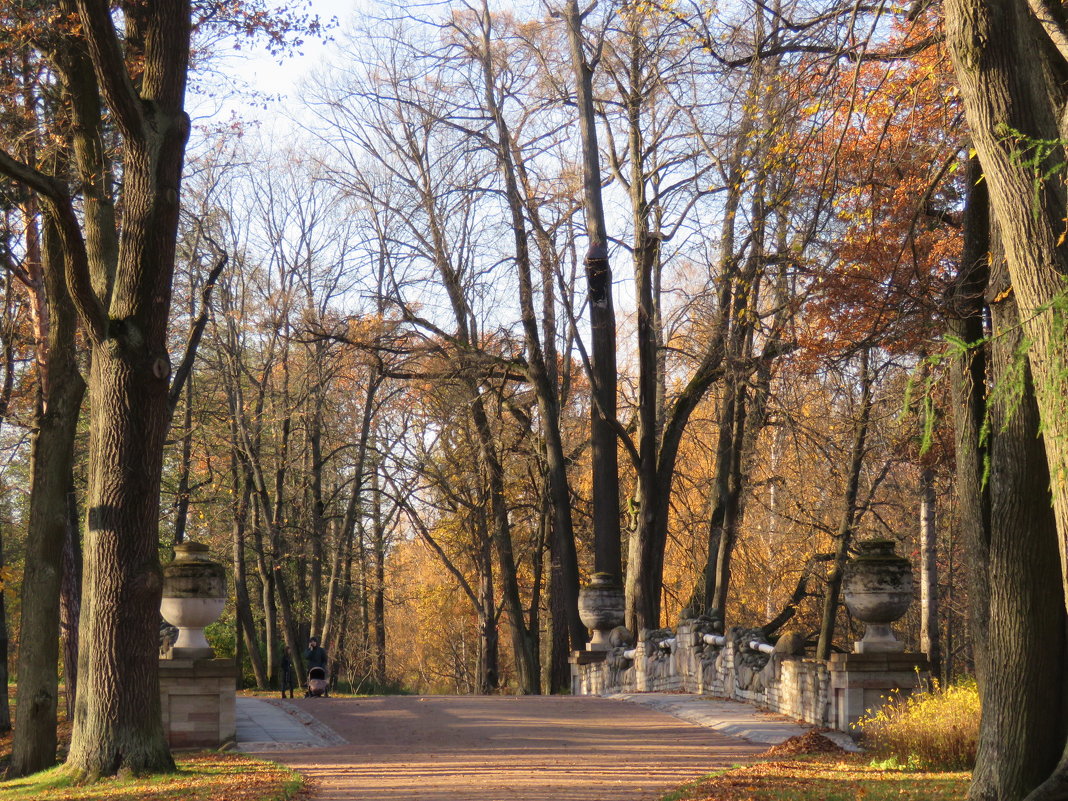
left=572, top=620, right=927, bottom=732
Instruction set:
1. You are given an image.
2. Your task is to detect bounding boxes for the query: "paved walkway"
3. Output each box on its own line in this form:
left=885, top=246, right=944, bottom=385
left=236, top=698, right=347, bottom=751
left=237, top=694, right=848, bottom=800
left=612, top=693, right=859, bottom=751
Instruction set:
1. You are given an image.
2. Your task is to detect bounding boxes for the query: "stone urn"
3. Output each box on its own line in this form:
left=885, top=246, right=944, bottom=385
left=160, top=542, right=226, bottom=659
left=843, top=539, right=913, bottom=653
left=578, top=573, right=625, bottom=651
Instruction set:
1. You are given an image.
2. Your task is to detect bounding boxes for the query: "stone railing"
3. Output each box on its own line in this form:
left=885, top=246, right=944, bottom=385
left=571, top=619, right=928, bottom=732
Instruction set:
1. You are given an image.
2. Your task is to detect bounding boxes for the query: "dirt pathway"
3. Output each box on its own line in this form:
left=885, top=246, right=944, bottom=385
left=258, top=695, right=764, bottom=801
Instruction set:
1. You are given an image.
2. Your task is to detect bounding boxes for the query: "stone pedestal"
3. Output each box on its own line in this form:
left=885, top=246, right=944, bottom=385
left=159, top=657, right=237, bottom=749
left=828, top=652, right=929, bottom=732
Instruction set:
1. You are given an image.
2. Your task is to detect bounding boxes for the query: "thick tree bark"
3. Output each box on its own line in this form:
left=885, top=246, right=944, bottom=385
left=12, top=0, right=197, bottom=777
left=949, top=165, right=1068, bottom=800
left=944, top=22, right=1068, bottom=801
left=10, top=217, right=86, bottom=777
left=971, top=257, right=1068, bottom=801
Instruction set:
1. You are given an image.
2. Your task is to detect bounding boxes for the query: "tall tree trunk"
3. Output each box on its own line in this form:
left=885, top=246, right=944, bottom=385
left=970, top=257, right=1068, bottom=801
left=307, top=382, right=325, bottom=639
left=231, top=459, right=267, bottom=688
left=172, top=374, right=194, bottom=545
left=562, top=0, right=622, bottom=584
left=816, top=349, right=873, bottom=661
left=478, top=514, right=499, bottom=693
left=708, top=381, right=745, bottom=620
left=475, top=5, right=585, bottom=651
left=0, top=514, right=9, bottom=737
left=469, top=386, right=540, bottom=694
left=371, top=462, right=386, bottom=684
left=11, top=217, right=86, bottom=777
left=61, top=475, right=82, bottom=724
left=0, top=278, right=19, bottom=736
left=919, top=467, right=942, bottom=681
left=943, top=7, right=1068, bottom=796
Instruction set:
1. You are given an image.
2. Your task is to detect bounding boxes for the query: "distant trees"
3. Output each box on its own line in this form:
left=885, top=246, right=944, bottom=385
left=2, top=1, right=1064, bottom=791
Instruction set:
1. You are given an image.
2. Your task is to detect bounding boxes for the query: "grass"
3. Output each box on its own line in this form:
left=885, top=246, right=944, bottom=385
left=0, top=753, right=302, bottom=801
left=0, top=693, right=304, bottom=801
left=855, top=679, right=980, bottom=770
left=660, top=754, right=970, bottom=801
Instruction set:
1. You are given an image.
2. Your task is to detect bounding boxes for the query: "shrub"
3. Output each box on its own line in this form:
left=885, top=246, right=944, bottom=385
left=855, top=678, right=980, bottom=770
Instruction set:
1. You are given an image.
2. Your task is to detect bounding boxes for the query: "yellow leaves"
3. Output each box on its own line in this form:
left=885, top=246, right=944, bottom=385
left=0, top=565, right=16, bottom=593
left=992, top=286, right=1014, bottom=304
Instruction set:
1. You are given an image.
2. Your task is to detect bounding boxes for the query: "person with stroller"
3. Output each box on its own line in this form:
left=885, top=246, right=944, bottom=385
left=305, top=637, right=329, bottom=697
left=280, top=645, right=296, bottom=699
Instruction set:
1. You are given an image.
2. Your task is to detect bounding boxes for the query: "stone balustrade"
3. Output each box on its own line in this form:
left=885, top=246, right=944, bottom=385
left=571, top=619, right=928, bottom=732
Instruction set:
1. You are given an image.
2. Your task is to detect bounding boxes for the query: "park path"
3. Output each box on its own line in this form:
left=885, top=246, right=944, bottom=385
left=250, top=695, right=766, bottom=801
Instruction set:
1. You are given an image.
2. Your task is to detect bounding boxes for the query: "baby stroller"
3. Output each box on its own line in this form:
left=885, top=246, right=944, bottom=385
left=305, top=666, right=329, bottom=698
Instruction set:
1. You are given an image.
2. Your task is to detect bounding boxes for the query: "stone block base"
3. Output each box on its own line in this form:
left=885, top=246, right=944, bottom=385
left=159, top=657, right=237, bottom=749
left=828, top=652, right=929, bottom=732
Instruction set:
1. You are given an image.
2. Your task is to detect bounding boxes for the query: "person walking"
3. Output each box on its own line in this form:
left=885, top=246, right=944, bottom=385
left=280, top=645, right=296, bottom=699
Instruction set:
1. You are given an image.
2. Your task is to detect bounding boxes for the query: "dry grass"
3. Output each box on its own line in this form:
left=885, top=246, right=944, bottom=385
left=855, top=679, right=980, bottom=770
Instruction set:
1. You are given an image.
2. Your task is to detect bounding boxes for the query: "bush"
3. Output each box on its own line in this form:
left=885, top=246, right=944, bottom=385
left=855, top=678, right=980, bottom=770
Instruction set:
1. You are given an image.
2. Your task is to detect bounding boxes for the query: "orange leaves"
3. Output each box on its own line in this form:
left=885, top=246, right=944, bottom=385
left=666, top=755, right=970, bottom=801
left=790, top=13, right=965, bottom=361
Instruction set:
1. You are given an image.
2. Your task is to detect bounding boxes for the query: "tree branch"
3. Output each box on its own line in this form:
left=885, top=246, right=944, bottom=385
left=0, top=149, right=108, bottom=344
left=167, top=245, right=228, bottom=418
left=73, top=0, right=146, bottom=141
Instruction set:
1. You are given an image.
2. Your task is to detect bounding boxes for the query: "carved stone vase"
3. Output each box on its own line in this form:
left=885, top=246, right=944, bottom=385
left=161, top=541, right=227, bottom=659
left=578, top=573, right=626, bottom=651
left=842, top=539, right=913, bottom=653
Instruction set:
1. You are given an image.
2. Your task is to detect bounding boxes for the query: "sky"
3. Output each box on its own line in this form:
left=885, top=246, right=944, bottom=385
left=188, top=0, right=367, bottom=130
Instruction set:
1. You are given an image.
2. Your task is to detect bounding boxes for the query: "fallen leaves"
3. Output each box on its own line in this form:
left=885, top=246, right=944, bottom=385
left=665, top=754, right=969, bottom=801
left=0, top=753, right=302, bottom=801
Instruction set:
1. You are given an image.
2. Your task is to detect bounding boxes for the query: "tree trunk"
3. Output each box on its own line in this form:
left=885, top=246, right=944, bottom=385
left=61, top=475, right=83, bottom=724
left=371, top=463, right=387, bottom=684
left=11, top=216, right=86, bottom=777
left=172, top=375, right=194, bottom=545
left=475, top=5, right=586, bottom=652
left=231, top=460, right=267, bottom=688
left=562, top=0, right=622, bottom=584
left=0, top=515, right=9, bottom=737
left=964, top=247, right=1068, bottom=801
left=942, top=11, right=1068, bottom=796
left=918, top=467, right=942, bottom=682
left=816, top=349, right=873, bottom=661
left=0, top=279, right=19, bottom=736
left=478, top=516, right=499, bottom=694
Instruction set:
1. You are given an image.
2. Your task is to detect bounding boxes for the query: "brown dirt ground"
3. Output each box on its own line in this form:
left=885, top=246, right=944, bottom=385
left=259, top=695, right=764, bottom=801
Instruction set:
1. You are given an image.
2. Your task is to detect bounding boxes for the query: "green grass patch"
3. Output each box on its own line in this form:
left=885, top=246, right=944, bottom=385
left=0, top=752, right=302, bottom=801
